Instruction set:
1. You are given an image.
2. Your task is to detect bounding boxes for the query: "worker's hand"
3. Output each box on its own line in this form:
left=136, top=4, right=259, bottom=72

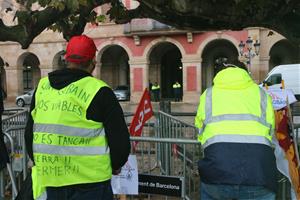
left=113, top=168, right=122, bottom=175
left=27, top=159, right=34, bottom=168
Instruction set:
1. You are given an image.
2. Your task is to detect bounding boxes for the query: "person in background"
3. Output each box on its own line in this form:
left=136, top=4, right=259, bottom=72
left=172, top=81, right=181, bottom=102
left=195, top=61, right=277, bottom=200
left=25, top=35, right=130, bottom=200
left=151, top=82, right=160, bottom=102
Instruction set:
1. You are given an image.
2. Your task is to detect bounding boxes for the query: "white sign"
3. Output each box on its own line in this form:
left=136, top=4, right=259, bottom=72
left=265, top=89, right=297, bottom=110
left=111, top=155, right=138, bottom=195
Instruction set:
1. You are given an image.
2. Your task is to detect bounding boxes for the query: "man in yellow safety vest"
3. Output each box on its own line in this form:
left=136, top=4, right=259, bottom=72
left=25, top=35, right=130, bottom=200
left=151, top=82, right=160, bottom=102
left=172, top=81, right=181, bottom=102
left=195, top=61, right=277, bottom=200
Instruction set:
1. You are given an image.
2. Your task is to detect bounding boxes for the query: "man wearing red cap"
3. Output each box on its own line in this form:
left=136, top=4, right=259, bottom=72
left=25, top=35, right=130, bottom=200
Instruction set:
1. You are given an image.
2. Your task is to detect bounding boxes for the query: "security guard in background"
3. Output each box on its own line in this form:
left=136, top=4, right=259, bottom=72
left=195, top=61, right=277, bottom=200
left=25, top=35, right=130, bottom=200
left=172, top=81, right=181, bottom=102
left=151, top=82, right=160, bottom=102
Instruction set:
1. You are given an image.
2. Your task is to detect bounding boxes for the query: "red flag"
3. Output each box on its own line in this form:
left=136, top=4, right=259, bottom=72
left=274, top=107, right=300, bottom=198
left=129, top=89, right=153, bottom=149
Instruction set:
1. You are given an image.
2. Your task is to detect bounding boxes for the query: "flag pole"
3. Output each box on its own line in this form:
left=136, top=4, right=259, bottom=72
left=286, top=97, right=300, bottom=167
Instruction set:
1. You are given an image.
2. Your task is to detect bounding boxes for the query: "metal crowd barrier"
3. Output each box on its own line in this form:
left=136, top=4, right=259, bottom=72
left=2, top=109, right=28, bottom=131
left=127, top=111, right=300, bottom=199
left=1, top=108, right=28, bottom=200
left=0, top=108, right=298, bottom=199
left=130, top=136, right=200, bottom=200
left=156, top=111, right=200, bottom=199
left=125, top=111, right=200, bottom=199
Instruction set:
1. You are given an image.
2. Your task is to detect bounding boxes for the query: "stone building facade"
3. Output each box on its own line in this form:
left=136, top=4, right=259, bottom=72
left=0, top=1, right=299, bottom=104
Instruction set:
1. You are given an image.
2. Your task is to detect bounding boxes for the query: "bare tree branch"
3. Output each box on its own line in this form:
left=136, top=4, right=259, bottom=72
left=0, top=7, right=66, bottom=48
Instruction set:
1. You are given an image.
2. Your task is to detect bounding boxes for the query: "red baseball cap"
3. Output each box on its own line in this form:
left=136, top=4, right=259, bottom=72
left=65, top=35, right=97, bottom=64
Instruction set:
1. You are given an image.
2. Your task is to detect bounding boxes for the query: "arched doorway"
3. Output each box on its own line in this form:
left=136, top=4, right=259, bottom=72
left=100, top=45, right=130, bottom=90
left=53, top=50, right=67, bottom=70
left=149, top=42, right=182, bottom=100
left=18, top=53, right=41, bottom=93
left=201, top=39, right=239, bottom=90
left=269, top=39, right=300, bottom=70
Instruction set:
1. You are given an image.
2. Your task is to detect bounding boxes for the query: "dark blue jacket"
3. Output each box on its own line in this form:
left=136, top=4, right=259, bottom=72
left=198, top=142, right=278, bottom=192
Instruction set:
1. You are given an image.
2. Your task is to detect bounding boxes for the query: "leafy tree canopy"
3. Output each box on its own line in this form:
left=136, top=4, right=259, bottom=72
left=0, top=0, right=299, bottom=49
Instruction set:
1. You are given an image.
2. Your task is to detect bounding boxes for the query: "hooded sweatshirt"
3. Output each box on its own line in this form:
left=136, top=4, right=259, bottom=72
left=213, top=67, right=254, bottom=89
left=25, top=68, right=131, bottom=172
left=197, top=67, right=277, bottom=192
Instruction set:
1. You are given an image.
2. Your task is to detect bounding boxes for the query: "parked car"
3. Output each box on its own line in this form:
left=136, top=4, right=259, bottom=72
left=16, top=90, right=34, bottom=107
left=113, top=85, right=130, bottom=101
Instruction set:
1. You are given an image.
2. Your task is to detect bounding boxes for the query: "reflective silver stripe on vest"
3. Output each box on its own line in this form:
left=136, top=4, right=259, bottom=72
left=259, top=87, right=267, bottom=120
left=202, top=87, right=270, bottom=128
left=34, top=123, right=105, bottom=138
left=207, top=114, right=272, bottom=129
left=270, top=128, right=275, bottom=137
left=202, top=134, right=272, bottom=149
left=33, top=144, right=109, bottom=155
left=198, top=128, right=204, bottom=135
left=205, top=87, right=213, bottom=122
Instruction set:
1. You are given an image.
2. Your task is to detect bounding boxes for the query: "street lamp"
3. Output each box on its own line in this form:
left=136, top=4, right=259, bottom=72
left=238, top=37, right=260, bottom=72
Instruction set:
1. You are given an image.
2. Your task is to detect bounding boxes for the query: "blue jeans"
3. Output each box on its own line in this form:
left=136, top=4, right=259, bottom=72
left=46, top=182, right=113, bottom=200
left=201, top=182, right=275, bottom=200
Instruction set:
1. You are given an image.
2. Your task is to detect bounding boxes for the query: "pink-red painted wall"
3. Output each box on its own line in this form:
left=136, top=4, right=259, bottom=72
left=95, top=31, right=248, bottom=58
left=186, top=66, right=197, bottom=91
left=133, top=68, right=143, bottom=91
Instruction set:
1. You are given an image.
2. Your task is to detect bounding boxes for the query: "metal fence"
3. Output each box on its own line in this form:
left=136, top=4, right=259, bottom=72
left=130, top=136, right=200, bottom=200
left=156, top=111, right=200, bottom=199
left=126, top=111, right=200, bottom=200
left=0, top=108, right=299, bottom=199
left=127, top=111, right=300, bottom=200
left=2, top=108, right=28, bottom=131
left=1, top=108, right=28, bottom=200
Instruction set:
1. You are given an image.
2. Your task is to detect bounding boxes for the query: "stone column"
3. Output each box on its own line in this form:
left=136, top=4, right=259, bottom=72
left=129, top=58, right=149, bottom=103
left=6, top=66, right=23, bottom=101
left=181, top=56, right=202, bottom=103
left=247, top=28, right=262, bottom=83
left=250, top=56, right=261, bottom=83
left=259, top=56, right=270, bottom=82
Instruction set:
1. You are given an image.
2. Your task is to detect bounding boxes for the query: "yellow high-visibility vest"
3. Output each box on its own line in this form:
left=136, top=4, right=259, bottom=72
left=32, top=166, right=46, bottom=199
left=195, top=67, right=274, bottom=149
left=32, top=76, right=112, bottom=188
left=151, top=85, right=160, bottom=90
left=173, top=83, right=181, bottom=89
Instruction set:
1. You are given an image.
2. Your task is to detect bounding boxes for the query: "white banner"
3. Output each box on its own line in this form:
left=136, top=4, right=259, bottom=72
left=111, top=155, right=138, bottom=195
left=264, top=88, right=297, bottom=110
